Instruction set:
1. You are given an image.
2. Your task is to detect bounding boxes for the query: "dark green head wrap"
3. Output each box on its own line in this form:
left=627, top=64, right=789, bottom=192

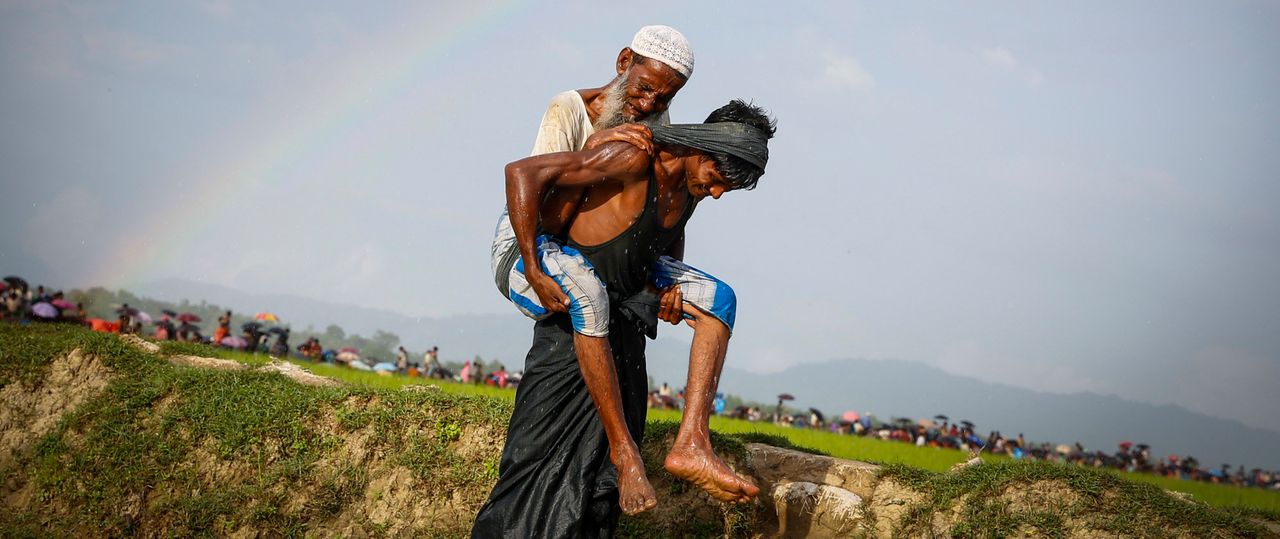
left=647, top=122, right=770, bottom=171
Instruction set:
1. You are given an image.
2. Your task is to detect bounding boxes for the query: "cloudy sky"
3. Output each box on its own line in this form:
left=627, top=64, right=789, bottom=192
left=3, top=2, right=1278, bottom=431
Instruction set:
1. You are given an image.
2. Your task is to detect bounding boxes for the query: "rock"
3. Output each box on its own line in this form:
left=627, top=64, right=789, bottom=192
left=261, top=360, right=340, bottom=387
left=119, top=334, right=160, bottom=354
left=767, top=480, right=865, bottom=538
left=747, top=443, right=881, bottom=498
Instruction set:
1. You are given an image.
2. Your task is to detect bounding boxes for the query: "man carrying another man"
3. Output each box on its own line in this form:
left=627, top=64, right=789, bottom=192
left=475, top=26, right=776, bottom=537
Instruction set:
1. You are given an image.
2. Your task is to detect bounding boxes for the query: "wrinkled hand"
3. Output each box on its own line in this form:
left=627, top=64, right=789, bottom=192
left=528, top=269, right=570, bottom=313
left=658, top=285, right=684, bottom=325
left=584, top=123, right=654, bottom=156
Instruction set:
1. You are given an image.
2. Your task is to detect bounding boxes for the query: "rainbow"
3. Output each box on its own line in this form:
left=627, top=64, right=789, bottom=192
left=93, top=0, right=530, bottom=288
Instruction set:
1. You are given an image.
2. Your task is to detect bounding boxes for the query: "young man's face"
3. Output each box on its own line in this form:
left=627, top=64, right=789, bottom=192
left=620, top=56, right=686, bottom=122
left=687, top=155, right=733, bottom=200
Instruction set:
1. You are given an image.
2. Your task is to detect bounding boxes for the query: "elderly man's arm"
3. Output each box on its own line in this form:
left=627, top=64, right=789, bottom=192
left=505, top=142, right=651, bottom=312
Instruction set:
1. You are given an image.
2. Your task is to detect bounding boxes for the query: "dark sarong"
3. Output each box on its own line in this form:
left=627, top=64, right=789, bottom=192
left=472, top=313, right=649, bottom=538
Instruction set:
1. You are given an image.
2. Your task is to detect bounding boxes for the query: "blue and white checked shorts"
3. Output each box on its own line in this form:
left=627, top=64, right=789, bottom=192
left=491, top=210, right=735, bottom=336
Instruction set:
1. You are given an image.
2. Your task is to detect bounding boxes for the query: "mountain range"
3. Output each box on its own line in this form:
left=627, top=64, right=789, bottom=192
left=133, top=278, right=1280, bottom=470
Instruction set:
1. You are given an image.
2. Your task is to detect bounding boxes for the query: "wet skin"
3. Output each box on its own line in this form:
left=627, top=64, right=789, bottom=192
left=506, top=136, right=760, bottom=512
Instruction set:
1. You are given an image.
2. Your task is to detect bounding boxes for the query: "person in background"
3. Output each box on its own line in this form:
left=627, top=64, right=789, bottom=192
left=214, top=310, right=231, bottom=343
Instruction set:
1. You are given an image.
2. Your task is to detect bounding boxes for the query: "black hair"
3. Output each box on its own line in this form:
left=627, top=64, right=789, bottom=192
left=703, top=100, right=776, bottom=190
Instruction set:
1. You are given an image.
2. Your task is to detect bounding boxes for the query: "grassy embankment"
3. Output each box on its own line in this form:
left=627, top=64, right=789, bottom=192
left=2, top=323, right=1277, bottom=537
left=198, top=343, right=1280, bottom=513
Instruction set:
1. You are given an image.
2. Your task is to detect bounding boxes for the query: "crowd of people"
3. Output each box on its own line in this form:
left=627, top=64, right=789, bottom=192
left=6, top=275, right=1275, bottom=491
left=2, top=275, right=520, bottom=389
left=651, top=381, right=1280, bottom=492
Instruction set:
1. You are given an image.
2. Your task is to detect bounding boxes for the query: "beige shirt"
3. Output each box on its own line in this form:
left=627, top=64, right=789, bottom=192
left=529, top=90, right=671, bottom=156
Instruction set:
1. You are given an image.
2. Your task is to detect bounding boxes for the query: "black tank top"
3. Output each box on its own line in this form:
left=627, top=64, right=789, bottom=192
left=568, top=175, right=693, bottom=303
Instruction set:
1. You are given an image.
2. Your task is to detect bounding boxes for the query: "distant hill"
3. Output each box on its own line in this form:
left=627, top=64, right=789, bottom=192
left=134, top=278, right=1280, bottom=471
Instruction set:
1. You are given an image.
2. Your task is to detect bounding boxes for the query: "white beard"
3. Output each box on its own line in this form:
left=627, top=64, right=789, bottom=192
left=593, top=67, right=632, bottom=132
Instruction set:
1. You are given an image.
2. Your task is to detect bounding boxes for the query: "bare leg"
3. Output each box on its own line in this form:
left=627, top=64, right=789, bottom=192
left=574, top=333, right=657, bottom=515
left=663, top=307, right=760, bottom=502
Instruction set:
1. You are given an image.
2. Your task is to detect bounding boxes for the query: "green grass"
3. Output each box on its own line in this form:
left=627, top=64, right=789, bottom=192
left=4, top=323, right=1277, bottom=537
left=171, top=339, right=1280, bottom=514
left=879, top=460, right=1273, bottom=538
left=0, top=323, right=510, bottom=537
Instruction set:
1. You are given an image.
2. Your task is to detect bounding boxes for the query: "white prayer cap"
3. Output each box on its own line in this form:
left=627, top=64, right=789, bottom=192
left=630, top=25, right=694, bottom=78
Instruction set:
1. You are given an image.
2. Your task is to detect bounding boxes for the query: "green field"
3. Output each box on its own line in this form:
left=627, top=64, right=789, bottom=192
left=5, top=324, right=1278, bottom=536
left=211, top=349, right=1280, bottom=514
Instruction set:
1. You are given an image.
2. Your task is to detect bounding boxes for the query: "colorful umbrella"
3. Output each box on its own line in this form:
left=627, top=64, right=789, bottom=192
left=841, top=410, right=860, bottom=422
left=51, top=299, right=76, bottom=310
left=373, top=362, right=397, bottom=372
left=221, top=336, right=248, bottom=349
left=31, top=302, right=58, bottom=319
left=254, top=312, right=280, bottom=321
left=133, top=311, right=153, bottom=324
left=339, top=347, right=360, bottom=354
left=177, top=313, right=201, bottom=323
left=336, top=351, right=360, bottom=363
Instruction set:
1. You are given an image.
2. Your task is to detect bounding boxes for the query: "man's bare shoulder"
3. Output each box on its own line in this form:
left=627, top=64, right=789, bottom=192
left=581, top=141, right=652, bottom=182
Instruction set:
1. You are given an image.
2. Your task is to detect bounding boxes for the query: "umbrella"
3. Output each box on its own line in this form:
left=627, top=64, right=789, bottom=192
left=808, top=408, right=825, bottom=422
left=960, top=420, right=975, bottom=429
left=894, top=417, right=914, bottom=426
left=934, top=414, right=949, bottom=422
left=133, top=311, right=153, bottom=324
left=339, top=347, right=360, bottom=354
left=336, top=351, right=360, bottom=363
left=31, top=302, right=58, bottom=319
left=777, top=393, right=795, bottom=401
left=254, top=312, right=280, bottom=322
left=1118, top=441, right=1133, bottom=450
left=0, top=281, right=7, bottom=291
left=1136, top=444, right=1150, bottom=451
left=917, top=418, right=935, bottom=428
left=178, top=323, right=200, bottom=333
left=51, top=299, right=76, bottom=310
left=841, top=410, right=860, bottom=422
left=373, top=362, right=397, bottom=372
left=221, top=336, right=248, bottom=349
left=177, top=312, right=201, bottom=323
left=161, top=309, right=178, bottom=317
left=349, top=360, right=372, bottom=371
left=3, top=276, right=28, bottom=290
left=265, top=326, right=288, bottom=335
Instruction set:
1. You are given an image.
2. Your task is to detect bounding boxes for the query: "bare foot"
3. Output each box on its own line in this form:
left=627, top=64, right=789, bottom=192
left=664, top=444, right=760, bottom=503
left=613, top=448, right=658, bottom=515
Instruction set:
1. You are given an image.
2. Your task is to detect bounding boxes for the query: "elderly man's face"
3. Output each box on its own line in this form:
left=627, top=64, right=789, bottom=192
left=620, top=56, right=687, bottom=122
